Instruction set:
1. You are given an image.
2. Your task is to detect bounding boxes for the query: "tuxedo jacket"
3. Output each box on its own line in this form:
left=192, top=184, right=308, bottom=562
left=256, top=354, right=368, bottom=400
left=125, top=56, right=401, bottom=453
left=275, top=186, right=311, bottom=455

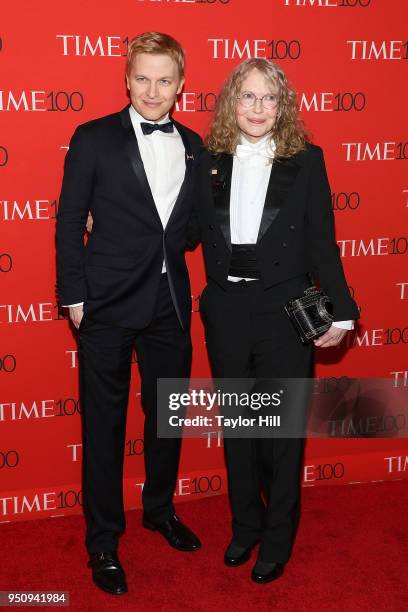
left=56, top=105, right=202, bottom=329
left=189, top=143, right=359, bottom=321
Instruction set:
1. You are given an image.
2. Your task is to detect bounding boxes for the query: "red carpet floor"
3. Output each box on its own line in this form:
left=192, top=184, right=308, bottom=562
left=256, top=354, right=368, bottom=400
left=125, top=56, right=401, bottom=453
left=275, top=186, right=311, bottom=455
left=1, top=481, right=407, bottom=611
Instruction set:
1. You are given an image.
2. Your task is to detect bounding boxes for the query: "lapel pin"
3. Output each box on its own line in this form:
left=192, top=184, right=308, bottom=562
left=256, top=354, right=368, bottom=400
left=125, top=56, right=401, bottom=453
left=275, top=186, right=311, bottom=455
left=186, top=154, right=194, bottom=161
left=211, top=169, right=218, bottom=174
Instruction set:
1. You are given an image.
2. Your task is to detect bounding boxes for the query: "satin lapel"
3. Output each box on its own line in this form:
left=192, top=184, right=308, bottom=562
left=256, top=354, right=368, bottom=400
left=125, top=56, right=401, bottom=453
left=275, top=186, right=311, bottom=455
left=257, top=156, right=301, bottom=243
left=165, top=120, right=194, bottom=231
left=119, top=106, right=162, bottom=227
left=210, top=153, right=233, bottom=250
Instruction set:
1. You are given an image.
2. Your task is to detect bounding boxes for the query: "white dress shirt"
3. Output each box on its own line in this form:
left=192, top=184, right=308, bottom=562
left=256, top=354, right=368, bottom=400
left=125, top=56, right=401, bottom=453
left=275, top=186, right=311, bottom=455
left=227, top=134, right=353, bottom=331
left=230, top=134, right=274, bottom=247
left=129, top=105, right=186, bottom=272
left=64, top=105, right=186, bottom=307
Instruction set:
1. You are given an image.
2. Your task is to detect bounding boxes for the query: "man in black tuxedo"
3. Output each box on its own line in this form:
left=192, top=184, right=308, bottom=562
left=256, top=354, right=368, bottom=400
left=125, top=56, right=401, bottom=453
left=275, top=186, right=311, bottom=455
left=56, top=32, right=202, bottom=595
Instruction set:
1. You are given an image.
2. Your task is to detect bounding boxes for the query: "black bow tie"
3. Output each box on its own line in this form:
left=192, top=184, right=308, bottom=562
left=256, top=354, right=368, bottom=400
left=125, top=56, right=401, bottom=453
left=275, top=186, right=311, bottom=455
left=140, top=121, right=174, bottom=136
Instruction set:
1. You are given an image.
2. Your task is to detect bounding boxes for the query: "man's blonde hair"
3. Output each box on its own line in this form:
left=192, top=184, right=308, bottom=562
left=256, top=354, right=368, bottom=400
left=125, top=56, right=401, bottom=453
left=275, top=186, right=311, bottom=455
left=126, top=32, right=185, bottom=79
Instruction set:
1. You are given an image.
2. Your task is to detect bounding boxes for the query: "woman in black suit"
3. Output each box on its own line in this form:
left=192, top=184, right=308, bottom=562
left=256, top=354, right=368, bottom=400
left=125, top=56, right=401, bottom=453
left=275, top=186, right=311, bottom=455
left=191, top=58, right=359, bottom=584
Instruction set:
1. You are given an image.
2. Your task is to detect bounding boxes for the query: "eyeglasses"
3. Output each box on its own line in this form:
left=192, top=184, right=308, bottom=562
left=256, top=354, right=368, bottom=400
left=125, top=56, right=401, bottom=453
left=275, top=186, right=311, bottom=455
left=237, top=91, right=279, bottom=110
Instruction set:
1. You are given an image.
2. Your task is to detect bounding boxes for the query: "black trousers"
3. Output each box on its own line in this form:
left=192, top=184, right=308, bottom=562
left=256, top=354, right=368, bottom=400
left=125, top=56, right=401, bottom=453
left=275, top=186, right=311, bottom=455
left=200, top=274, right=313, bottom=563
left=78, top=274, right=192, bottom=553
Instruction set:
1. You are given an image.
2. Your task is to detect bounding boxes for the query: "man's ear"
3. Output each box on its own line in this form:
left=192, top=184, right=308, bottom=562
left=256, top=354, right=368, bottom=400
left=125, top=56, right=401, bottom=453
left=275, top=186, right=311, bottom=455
left=125, top=74, right=130, bottom=90
left=176, top=77, right=185, bottom=95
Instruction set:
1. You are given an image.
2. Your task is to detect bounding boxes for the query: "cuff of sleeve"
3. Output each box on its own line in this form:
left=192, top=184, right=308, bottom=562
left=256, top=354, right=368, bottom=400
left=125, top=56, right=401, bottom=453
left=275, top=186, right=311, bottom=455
left=63, top=302, right=84, bottom=307
left=332, top=320, right=354, bottom=330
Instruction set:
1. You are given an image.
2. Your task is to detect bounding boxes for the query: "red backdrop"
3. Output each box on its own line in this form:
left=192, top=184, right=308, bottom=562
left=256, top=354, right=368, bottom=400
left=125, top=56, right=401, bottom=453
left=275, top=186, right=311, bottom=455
left=1, top=0, right=407, bottom=523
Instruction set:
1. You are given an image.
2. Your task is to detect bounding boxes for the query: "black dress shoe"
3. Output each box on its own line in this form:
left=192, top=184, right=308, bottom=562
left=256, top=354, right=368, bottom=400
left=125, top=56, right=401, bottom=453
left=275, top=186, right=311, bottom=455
left=88, top=551, right=128, bottom=595
left=224, top=541, right=254, bottom=567
left=143, top=514, right=201, bottom=552
left=251, top=560, right=285, bottom=584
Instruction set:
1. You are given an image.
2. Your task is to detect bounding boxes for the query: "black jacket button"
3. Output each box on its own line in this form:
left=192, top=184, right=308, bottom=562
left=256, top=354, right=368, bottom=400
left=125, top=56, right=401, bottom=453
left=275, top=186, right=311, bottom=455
left=209, top=224, right=214, bottom=230
left=273, top=261, right=280, bottom=266
left=216, top=260, right=221, bottom=265
left=282, top=242, right=287, bottom=248
left=212, top=242, right=217, bottom=248
left=289, top=225, right=295, bottom=230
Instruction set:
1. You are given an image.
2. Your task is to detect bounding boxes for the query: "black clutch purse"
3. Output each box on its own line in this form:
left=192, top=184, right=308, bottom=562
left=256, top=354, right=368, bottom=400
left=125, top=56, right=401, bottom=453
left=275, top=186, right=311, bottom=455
left=284, top=285, right=334, bottom=344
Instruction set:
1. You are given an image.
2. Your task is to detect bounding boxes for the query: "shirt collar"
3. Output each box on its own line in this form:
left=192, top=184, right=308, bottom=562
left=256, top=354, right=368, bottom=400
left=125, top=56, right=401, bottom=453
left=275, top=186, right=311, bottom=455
left=236, top=133, right=276, bottom=162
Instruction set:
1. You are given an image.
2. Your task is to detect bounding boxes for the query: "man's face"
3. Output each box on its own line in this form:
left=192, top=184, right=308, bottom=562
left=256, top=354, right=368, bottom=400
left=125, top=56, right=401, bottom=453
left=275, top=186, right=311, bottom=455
left=126, top=52, right=184, bottom=122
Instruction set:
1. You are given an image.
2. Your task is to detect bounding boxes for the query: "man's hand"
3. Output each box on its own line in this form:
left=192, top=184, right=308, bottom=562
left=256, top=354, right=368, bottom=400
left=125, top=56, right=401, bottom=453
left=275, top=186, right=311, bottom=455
left=69, top=304, right=84, bottom=329
left=313, top=326, right=347, bottom=348
left=86, top=212, right=93, bottom=233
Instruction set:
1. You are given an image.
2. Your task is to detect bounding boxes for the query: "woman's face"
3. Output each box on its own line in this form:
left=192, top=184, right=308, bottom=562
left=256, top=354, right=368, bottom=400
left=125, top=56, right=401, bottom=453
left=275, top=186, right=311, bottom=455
left=235, top=68, right=279, bottom=143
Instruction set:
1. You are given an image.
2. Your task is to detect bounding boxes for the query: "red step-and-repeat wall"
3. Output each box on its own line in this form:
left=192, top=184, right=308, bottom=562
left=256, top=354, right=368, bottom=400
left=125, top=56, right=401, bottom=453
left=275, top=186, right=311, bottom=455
left=1, top=0, right=407, bottom=523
